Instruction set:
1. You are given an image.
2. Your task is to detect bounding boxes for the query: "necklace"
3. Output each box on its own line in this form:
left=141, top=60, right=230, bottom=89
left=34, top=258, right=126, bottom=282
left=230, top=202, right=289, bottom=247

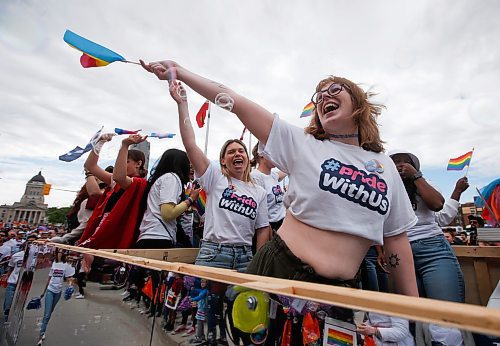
left=329, top=133, right=358, bottom=139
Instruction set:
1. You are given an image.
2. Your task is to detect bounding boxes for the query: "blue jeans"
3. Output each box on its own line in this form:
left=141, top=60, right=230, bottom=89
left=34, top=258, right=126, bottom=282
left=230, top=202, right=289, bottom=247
left=3, top=283, right=16, bottom=319
left=195, top=241, right=253, bottom=342
left=411, top=234, right=465, bottom=303
left=363, top=246, right=388, bottom=292
left=40, top=290, right=62, bottom=336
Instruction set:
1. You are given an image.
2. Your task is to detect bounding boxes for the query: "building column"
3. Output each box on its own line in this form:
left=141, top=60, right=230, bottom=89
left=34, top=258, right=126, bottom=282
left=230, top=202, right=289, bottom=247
left=36, top=211, right=42, bottom=225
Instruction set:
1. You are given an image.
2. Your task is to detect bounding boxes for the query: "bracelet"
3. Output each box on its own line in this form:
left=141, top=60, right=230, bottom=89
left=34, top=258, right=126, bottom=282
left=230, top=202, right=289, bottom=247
left=186, top=197, right=194, bottom=206
left=85, top=173, right=94, bottom=178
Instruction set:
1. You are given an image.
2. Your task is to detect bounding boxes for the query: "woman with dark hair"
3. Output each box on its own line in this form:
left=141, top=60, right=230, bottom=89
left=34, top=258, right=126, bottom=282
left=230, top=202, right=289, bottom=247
left=78, top=134, right=148, bottom=249
left=136, top=148, right=199, bottom=249
left=140, top=60, right=418, bottom=300
left=389, top=150, right=465, bottom=345
left=37, top=249, right=75, bottom=345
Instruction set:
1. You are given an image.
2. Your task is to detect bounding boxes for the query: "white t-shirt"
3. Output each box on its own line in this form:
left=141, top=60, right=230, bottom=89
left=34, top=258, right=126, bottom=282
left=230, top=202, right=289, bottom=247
left=4, top=239, right=24, bottom=255
left=0, top=244, right=11, bottom=261
left=196, top=163, right=269, bottom=246
left=406, top=181, right=443, bottom=242
left=138, top=173, right=183, bottom=242
left=251, top=170, right=286, bottom=223
left=260, top=115, right=417, bottom=245
left=7, top=250, right=25, bottom=284
left=47, top=261, right=76, bottom=294
left=434, top=199, right=459, bottom=227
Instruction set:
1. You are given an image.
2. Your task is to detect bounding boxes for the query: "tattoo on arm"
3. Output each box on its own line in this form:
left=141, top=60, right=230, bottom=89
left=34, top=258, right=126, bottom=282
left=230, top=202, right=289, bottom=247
left=210, top=81, right=228, bottom=90
left=388, top=253, right=400, bottom=268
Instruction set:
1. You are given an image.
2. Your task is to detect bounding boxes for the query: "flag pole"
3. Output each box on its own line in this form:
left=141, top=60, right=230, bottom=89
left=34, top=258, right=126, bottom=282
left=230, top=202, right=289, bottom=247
left=204, top=103, right=211, bottom=155
left=122, top=60, right=141, bottom=65
left=475, top=187, right=500, bottom=226
left=464, top=147, right=475, bottom=178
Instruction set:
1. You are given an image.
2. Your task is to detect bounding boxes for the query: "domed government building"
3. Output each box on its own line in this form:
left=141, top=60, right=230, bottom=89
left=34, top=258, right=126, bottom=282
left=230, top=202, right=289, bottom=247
left=0, top=171, right=48, bottom=225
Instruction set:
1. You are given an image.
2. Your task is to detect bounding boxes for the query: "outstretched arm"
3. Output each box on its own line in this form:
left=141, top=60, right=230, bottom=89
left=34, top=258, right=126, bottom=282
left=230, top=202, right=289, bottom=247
left=113, top=134, right=147, bottom=189
left=141, top=60, right=274, bottom=145
left=169, top=81, right=210, bottom=177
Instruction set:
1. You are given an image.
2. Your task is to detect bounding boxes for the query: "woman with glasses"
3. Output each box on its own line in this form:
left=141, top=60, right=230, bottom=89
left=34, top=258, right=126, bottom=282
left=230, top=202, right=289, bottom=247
left=140, top=60, right=419, bottom=299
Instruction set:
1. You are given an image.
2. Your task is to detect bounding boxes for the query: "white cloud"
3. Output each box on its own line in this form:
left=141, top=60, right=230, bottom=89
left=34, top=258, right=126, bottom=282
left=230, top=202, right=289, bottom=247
left=0, top=0, right=499, bottom=208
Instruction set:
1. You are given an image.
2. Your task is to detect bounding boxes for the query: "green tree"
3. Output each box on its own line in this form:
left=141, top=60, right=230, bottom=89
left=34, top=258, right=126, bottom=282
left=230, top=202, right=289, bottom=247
left=46, top=207, right=71, bottom=224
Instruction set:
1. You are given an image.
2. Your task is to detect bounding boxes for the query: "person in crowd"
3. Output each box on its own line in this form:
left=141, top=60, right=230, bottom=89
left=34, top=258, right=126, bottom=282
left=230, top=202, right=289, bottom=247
left=2, top=241, right=26, bottom=320
left=190, top=279, right=208, bottom=345
left=136, top=148, right=199, bottom=249
left=390, top=150, right=465, bottom=345
left=250, top=143, right=287, bottom=236
left=78, top=134, right=148, bottom=249
left=4, top=230, right=25, bottom=255
left=467, top=215, right=483, bottom=246
left=140, top=59, right=418, bottom=294
left=443, top=229, right=457, bottom=245
left=458, top=231, right=469, bottom=245
left=358, top=312, right=415, bottom=346
left=37, top=249, right=75, bottom=345
left=435, top=177, right=469, bottom=227
left=50, top=182, right=99, bottom=245
left=0, top=234, right=11, bottom=275
left=162, top=80, right=269, bottom=345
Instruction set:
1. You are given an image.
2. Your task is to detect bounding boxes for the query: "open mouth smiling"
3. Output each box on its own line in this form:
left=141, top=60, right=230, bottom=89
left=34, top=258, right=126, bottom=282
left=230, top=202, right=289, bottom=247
left=323, top=101, right=339, bottom=114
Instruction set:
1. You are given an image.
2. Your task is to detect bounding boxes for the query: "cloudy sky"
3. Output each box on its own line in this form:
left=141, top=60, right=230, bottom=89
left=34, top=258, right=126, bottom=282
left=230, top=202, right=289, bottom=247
left=0, top=0, right=498, bottom=208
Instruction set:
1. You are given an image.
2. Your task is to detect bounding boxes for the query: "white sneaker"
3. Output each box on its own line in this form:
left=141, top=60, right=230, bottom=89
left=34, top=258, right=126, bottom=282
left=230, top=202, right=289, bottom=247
left=75, top=294, right=85, bottom=299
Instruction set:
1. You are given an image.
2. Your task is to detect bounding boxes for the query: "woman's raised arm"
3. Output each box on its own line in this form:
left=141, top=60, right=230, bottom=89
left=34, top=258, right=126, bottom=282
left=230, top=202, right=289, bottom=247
left=169, top=81, right=210, bottom=177
left=141, top=60, right=274, bottom=145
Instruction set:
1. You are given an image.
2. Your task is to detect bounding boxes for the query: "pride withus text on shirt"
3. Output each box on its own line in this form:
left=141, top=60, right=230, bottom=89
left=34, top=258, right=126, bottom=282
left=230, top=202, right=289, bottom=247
left=52, top=269, right=65, bottom=278
left=272, top=185, right=284, bottom=204
left=219, top=187, right=257, bottom=219
left=319, top=158, right=389, bottom=215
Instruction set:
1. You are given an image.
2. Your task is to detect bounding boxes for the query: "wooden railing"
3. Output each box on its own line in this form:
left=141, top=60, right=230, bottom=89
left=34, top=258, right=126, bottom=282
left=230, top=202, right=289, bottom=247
left=40, top=242, right=500, bottom=337
left=453, top=246, right=500, bottom=305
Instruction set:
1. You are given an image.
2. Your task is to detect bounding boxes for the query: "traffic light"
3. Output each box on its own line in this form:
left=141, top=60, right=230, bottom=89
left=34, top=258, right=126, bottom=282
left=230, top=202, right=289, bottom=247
left=43, top=184, right=52, bottom=195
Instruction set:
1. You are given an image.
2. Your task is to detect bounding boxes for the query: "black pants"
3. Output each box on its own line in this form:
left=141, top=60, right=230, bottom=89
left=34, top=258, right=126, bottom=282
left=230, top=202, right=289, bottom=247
left=246, top=234, right=358, bottom=346
left=135, top=238, right=174, bottom=249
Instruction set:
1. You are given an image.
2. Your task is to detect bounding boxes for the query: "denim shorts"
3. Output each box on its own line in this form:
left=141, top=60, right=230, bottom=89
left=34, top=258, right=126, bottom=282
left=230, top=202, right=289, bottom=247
left=195, top=240, right=253, bottom=272
left=246, top=233, right=359, bottom=287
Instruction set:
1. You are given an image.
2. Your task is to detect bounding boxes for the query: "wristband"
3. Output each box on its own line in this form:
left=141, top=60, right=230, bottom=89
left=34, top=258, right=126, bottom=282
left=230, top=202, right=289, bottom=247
left=186, top=197, right=194, bottom=206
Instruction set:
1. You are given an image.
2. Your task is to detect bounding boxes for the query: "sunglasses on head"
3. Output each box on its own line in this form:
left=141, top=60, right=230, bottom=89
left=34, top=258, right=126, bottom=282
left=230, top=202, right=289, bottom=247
left=311, top=83, right=350, bottom=105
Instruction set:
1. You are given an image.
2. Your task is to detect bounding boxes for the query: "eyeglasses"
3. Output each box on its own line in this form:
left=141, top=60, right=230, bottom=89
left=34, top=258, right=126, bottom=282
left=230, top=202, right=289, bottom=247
left=311, top=83, right=349, bottom=105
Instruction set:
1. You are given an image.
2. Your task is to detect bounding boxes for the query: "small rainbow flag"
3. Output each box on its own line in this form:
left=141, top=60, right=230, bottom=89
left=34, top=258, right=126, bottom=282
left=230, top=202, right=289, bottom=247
left=64, top=30, right=130, bottom=68
left=185, top=186, right=207, bottom=216
left=300, top=101, right=315, bottom=118
left=327, top=328, right=355, bottom=346
left=196, top=189, right=207, bottom=215
left=115, top=128, right=141, bottom=135
left=447, top=150, right=473, bottom=171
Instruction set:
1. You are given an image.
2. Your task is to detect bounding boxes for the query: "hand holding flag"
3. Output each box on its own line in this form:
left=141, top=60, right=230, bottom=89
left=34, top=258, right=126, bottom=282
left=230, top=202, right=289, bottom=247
left=59, top=127, right=104, bottom=162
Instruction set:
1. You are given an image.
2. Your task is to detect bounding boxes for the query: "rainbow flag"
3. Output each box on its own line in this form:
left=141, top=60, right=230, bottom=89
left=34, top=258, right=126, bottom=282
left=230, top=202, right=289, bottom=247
left=196, top=189, right=207, bottom=215
left=115, top=128, right=141, bottom=135
left=300, top=101, right=315, bottom=118
left=185, top=186, right=207, bottom=216
left=63, top=30, right=126, bottom=68
left=447, top=151, right=473, bottom=171
left=327, top=328, right=355, bottom=346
